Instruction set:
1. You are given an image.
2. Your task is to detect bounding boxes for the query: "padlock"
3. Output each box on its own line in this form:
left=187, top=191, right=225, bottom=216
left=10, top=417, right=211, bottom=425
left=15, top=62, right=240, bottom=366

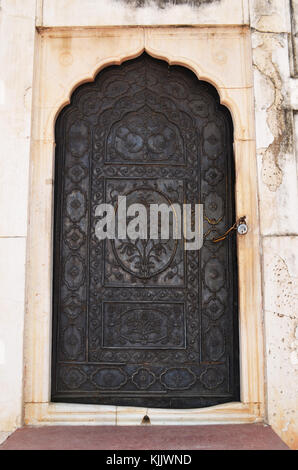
left=237, top=220, right=248, bottom=235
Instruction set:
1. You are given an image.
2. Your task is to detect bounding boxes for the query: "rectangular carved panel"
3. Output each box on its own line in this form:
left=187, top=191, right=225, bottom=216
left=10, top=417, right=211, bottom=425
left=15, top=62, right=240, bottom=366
left=102, top=302, right=185, bottom=349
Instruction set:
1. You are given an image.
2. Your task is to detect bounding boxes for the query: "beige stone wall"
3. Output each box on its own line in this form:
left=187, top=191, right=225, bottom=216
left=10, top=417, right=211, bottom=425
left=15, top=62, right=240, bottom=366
left=250, top=0, right=298, bottom=450
left=40, top=0, right=249, bottom=26
left=0, top=0, right=36, bottom=432
left=0, top=0, right=297, bottom=449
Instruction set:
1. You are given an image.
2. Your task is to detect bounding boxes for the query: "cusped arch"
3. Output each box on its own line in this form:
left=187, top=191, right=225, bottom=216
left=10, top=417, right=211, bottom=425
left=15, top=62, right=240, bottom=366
left=52, top=49, right=236, bottom=144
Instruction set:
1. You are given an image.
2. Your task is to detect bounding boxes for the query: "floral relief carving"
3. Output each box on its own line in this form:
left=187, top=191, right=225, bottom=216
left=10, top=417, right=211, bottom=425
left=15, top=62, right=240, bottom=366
left=107, top=105, right=185, bottom=164
left=103, top=302, right=185, bottom=349
left=132, top=368, right=156, bottom=390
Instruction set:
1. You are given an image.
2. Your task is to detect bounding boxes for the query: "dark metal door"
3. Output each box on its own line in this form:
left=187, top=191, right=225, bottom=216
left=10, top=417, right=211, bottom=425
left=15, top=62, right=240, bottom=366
left=52, top=53, right=239, bottom=408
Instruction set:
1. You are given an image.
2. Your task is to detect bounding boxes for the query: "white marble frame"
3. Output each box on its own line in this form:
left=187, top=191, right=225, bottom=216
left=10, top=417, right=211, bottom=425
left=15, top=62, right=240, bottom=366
left=24, top=26, right=265, bottom=425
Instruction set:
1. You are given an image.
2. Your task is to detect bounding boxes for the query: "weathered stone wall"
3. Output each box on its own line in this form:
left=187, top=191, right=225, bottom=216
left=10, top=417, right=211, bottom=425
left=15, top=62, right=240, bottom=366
left=40, top=0, right=249, bottom=26
left=0, top=0, right=297, bottom=449
left=250, top=0, right=298, bottom=449
left=0, top=0, right=36, bottom=438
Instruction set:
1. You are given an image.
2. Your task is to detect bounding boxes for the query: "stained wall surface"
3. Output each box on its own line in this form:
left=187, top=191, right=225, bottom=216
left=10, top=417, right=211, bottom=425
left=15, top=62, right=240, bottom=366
left=0, top=0, right=36, bottom=432
left=0, top=0, right=297, bottom=449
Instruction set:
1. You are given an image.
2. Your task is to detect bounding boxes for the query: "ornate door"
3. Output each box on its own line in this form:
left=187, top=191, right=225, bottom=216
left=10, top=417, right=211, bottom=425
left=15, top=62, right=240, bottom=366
left=52, top=53, right=239, bottom=408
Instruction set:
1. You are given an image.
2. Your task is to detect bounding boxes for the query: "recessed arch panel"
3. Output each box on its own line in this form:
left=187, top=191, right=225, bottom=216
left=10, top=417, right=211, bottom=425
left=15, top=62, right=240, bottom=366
left=52, top=52, right=239, bottom=408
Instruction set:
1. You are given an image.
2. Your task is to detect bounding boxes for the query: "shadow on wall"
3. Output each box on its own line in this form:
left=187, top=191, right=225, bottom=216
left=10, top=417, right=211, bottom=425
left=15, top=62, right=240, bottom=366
left=115, top=0, right=221, bottom=8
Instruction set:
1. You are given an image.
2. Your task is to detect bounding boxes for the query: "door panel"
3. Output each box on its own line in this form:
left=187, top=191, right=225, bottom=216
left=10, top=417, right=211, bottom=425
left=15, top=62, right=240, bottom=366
left=52, top=53, right=239, bottom=408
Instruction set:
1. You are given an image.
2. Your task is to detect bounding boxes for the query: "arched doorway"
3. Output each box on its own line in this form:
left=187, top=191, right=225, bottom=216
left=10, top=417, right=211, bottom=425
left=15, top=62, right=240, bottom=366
left=51, top=53, right=239, bottom=408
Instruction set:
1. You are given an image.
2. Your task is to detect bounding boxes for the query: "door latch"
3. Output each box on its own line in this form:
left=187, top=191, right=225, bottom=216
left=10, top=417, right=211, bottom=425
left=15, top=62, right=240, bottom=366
left=212, top=216, right=248, bottom=243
